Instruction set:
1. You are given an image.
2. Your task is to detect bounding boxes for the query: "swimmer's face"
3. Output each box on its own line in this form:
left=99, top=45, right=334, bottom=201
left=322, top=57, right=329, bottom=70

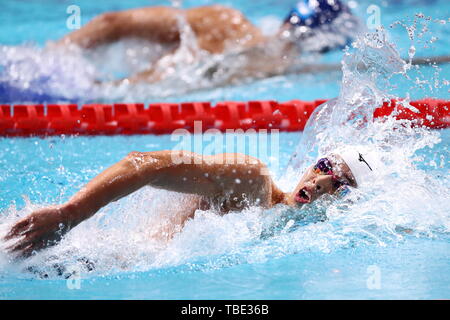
left=287, top=155, right=356, bottom=206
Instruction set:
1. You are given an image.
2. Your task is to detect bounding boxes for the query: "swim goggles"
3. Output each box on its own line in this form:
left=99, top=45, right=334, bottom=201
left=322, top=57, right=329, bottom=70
left=313, top=158, right=350, bottom=197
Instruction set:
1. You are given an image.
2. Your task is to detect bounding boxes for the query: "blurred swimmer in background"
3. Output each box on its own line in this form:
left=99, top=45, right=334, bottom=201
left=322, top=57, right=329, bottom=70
left=57, top=0, right=362, bottom=83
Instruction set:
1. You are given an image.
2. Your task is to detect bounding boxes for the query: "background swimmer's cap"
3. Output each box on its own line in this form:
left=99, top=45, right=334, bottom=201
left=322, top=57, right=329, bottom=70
left=338, top=148, right=377, bottom=186
left=283, top=0, right=363, bottom=53
left=285, top=0, right=348, bottom=29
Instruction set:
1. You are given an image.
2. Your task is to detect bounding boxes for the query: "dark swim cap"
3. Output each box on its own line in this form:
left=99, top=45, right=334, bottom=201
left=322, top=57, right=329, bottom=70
left=285, top=0, right=349, bottom=28
left=283, top=0, right=362, bottom=53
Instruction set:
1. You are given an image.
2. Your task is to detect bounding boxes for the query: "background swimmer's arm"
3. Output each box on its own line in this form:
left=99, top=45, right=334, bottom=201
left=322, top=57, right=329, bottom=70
left=57, top=7, right=181, bottom=49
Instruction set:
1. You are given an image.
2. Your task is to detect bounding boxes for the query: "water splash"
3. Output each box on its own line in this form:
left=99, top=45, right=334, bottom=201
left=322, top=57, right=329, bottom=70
left=0, top=44, right=97, bottom=103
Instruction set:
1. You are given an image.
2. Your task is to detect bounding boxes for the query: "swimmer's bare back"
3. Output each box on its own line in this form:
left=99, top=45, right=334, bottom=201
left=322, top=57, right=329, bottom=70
left=4, top=151, right=285, bottom=257
left=59, top=5, right=264, bottom=54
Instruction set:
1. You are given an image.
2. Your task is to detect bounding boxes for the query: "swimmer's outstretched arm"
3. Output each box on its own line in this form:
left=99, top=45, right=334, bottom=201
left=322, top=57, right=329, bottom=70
left=3, top=151, right=270, bottom=257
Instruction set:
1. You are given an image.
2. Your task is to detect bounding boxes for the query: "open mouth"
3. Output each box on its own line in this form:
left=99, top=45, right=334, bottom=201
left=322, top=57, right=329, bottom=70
left=295, top=187, right=311, bottom=204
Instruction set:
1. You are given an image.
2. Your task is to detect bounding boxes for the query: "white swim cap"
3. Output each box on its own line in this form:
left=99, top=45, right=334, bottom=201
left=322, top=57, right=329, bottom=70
left=338, top=148, right=376, bottom=186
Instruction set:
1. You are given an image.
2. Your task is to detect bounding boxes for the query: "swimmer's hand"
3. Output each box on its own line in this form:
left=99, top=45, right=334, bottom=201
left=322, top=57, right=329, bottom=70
left=3, top=205, right=73, bottom=258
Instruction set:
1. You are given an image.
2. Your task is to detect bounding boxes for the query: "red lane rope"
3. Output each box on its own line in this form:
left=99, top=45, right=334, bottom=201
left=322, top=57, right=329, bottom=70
left=0, top=99, right=448, bottom=136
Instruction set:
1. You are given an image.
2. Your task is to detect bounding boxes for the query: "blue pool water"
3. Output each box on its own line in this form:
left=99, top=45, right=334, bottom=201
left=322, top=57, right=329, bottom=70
left=1, top=0, right=449, bottom=299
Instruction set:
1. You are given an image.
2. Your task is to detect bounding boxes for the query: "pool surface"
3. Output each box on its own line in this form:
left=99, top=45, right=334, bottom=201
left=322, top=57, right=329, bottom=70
left=0, top=0, right=449, bottom=300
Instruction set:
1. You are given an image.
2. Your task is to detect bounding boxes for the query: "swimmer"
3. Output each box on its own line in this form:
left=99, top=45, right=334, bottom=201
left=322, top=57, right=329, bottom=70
left=3, top=148, right=375, bottom=257
left=56, top=0, right=361, bottom=83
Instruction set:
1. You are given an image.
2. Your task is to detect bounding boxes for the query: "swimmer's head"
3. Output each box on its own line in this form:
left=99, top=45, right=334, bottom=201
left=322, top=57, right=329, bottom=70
left=287, top=149, right=376, bottom=206
left=278, top=0, right=362, bottom=53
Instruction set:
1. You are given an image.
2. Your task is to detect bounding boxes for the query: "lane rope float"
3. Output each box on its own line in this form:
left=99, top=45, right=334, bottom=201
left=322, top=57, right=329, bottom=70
left=0, top=98, right=448, bottom=136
